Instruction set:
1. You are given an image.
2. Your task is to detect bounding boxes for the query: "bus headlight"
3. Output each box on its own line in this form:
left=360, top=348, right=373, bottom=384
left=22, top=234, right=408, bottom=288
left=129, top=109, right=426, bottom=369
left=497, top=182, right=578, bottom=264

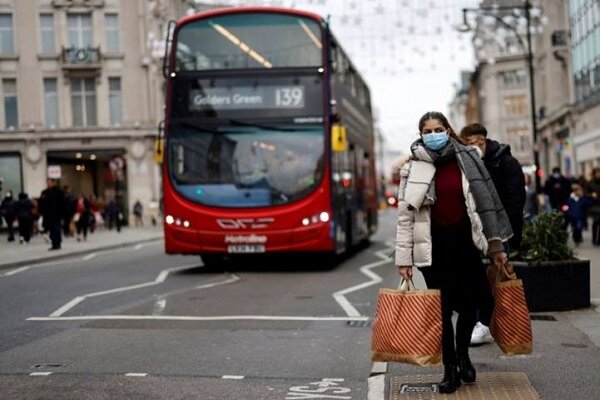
left=166, top=215, right=175, bottom=224
left=302, top=218, right=310, bottom=226
left=319, top=212, right=330, bottom=222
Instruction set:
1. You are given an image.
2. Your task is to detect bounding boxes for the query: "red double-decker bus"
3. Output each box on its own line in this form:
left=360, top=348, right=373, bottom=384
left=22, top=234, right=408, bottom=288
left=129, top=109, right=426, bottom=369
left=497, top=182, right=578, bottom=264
left=160, top=7, right=378, bottom=265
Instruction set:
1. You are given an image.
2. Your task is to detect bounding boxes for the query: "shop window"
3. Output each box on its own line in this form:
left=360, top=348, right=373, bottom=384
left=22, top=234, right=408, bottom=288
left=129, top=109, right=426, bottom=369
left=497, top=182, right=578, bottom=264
left=0, top=154, right=22, bottom=196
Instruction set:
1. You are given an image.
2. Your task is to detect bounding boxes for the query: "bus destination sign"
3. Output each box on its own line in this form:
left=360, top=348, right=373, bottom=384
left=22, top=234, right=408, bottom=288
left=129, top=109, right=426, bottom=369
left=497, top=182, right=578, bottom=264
left=189, top=86, right=305, bottom=111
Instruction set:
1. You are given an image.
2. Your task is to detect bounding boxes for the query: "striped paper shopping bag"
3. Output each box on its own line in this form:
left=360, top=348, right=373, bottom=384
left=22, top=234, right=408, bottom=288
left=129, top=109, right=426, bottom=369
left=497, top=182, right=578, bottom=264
left=489, top=263, right=533, bottom=355
left=371, top=281, right=442, bottom=366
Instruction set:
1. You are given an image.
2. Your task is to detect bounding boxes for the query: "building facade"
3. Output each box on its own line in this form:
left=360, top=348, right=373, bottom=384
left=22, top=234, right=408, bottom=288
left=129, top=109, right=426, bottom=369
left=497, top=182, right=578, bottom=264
left=533, top=0, right=574, bottom=178
left=569, top=0, right=600, bottom=179
left=467, top=0, right=538, bottom=166
left=0, top=0, right=186, bottom=223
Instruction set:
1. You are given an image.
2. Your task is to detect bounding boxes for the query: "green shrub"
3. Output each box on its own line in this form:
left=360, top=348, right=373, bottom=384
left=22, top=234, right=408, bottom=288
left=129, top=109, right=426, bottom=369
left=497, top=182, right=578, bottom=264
left=519, top=211, right=575, bottom=262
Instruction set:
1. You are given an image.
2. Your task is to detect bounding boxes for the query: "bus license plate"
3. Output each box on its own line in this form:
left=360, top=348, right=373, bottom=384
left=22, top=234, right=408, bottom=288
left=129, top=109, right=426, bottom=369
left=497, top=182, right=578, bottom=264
left=227, top=245, right=266, bottom=253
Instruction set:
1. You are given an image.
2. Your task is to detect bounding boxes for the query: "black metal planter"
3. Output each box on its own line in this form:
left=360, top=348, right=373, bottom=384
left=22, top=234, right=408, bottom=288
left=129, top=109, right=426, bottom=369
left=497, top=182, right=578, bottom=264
left=512, top=259, right=591, bottom=312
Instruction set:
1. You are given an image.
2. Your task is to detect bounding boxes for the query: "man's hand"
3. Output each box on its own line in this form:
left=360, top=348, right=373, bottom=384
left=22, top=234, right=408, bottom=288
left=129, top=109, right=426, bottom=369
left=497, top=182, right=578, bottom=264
left=397, top=265, right=413, bottom=281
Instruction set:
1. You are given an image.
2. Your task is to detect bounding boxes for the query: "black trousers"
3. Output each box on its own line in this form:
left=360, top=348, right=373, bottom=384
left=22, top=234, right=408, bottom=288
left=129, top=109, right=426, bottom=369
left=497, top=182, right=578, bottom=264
left=420, top=218, right=492, bottom=366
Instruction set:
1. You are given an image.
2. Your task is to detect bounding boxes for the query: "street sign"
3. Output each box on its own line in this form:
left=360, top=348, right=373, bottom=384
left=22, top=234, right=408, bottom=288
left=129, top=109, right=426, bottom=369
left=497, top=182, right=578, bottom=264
left=47, top=165, right=62, bottom=179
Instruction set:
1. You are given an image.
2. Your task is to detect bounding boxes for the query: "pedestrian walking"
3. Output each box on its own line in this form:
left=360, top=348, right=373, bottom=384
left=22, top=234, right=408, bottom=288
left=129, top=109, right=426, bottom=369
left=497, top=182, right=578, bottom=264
left=566, top=183, right=593, bottom=246
left=1, top=190, right=16, bottom=242
left=460, top=123, right=525, bottom=346
left=106, top=199, right=121, bottom=232
left=39, top=178, right=64, bottom=250
left=543, top=167, right=571, bottom=211
left=62, top=185, right=76, bottom=237
left=133, top=199, right=143, bottom=227
left=586, top=167, right=600, bottom=246
left=75, top=194, right=91, bottom=241
left=395, top=111, right=512, bottom=394
left=16, top=192, right=34, bottom=244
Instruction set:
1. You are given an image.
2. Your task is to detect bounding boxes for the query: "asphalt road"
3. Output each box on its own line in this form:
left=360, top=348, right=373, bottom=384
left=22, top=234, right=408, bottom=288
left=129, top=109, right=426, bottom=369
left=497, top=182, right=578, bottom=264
left=0, top=212, right=400, bottom=400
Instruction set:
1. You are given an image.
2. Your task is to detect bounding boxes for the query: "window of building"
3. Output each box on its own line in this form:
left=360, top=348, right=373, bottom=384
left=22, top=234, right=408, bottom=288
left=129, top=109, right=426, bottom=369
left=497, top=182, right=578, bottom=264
left=43, top=78, right=59, bottom=128
left=108, top=77, right=122, bottom=126
left=105, top=14, right=119, bottom=53
left=506, top=127, right=530, bottom=153
left=3, top=79, right=18, bottom=129
left=71, top=78, right=96, bottom=126
left=503, top=95, right=528, bottom=117
left=0, top=14, right=14, bottom=54
left=499, top=69, right=527, bottom=88
left=39, top=14, right=55, bottom=53
left=67, top=14, right=92, bottom=48
left=0, top=154, right=22, bottom=196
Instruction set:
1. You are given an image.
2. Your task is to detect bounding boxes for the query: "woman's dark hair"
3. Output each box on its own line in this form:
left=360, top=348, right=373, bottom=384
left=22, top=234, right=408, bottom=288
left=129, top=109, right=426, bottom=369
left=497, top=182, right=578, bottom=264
left=418, top=111, right=465, bottom=144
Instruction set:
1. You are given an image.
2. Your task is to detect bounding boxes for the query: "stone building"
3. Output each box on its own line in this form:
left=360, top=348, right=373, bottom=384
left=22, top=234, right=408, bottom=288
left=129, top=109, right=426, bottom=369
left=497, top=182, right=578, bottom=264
left=0, top=0, right=191, bottom=223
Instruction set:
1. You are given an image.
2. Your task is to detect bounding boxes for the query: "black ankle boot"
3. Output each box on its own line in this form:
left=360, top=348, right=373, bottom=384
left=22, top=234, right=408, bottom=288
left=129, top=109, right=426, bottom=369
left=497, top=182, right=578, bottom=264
left=438, top=364, right=461, bottom=394
left=458, top=352, right=476, bottom=384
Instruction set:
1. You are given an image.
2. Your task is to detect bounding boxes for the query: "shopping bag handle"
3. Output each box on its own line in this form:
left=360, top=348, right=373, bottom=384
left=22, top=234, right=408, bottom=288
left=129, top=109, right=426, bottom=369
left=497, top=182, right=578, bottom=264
left=500, top=262, right=517, bottom=281
left=398, top=278, right=416, bottom=292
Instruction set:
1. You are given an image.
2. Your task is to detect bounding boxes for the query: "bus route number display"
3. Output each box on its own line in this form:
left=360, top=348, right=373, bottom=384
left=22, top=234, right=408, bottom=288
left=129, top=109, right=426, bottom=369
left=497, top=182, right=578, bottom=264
left=189, top=86, right=305, bottom=111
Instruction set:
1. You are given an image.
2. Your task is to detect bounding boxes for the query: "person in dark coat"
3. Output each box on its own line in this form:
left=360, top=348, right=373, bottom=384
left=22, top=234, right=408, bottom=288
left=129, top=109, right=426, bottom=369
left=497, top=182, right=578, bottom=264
left=460, top=124, right=526, bottom=253
left=39, top=178, right=64, bottom=250
left=566, top=183, right=594, bottom=245
left=1, top=190, right=16, bottom=241
left=586, top=167, right=600, bottom=246
left=460, top=123, right=526, bottom=347
left=543, top=167, right=572, bottom=211
left=75, top=193, right=91, bottom=241
left=16, top=192, right=34, bottom=243
left=62, top=185, right=76, bottom=237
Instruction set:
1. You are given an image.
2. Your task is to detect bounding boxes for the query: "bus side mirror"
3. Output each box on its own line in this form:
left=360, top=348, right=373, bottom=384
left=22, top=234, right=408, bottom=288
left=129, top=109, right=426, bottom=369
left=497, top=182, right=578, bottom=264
left=331, top=124, right=347, bottom=152
left=154, top=120, right=165, bottom=164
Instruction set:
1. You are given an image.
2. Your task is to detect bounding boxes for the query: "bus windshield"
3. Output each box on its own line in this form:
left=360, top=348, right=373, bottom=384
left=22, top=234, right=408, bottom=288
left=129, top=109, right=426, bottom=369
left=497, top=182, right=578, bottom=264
left=168, top=123, right=325, bottom=208
left=175, top=13, right=323, bottom=71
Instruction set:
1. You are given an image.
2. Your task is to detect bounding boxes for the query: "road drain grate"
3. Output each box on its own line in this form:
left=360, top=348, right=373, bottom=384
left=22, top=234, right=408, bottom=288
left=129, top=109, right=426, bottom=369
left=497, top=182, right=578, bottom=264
left=32, top=363, right=66, bottom=369
left=530, top=314, right=557, bottom=321
left=346, top=320, right=371, bottom=327
left=561, top=342, right=588, bottom=348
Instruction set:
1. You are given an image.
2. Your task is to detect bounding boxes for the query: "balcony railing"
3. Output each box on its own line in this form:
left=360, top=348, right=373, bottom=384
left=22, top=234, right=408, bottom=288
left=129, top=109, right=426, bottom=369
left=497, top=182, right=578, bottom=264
left=61, top=46, right=102, bottom=69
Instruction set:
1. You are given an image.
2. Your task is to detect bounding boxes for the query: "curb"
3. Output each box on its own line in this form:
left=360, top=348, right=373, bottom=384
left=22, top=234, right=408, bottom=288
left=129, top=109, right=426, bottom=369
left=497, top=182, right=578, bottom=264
left=0, top=236, right=163, bottom=271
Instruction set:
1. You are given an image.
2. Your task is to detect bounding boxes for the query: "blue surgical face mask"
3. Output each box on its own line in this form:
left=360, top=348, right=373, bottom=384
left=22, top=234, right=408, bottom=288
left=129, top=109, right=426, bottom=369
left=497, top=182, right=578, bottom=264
left=422, top=131, right=449, bottom=151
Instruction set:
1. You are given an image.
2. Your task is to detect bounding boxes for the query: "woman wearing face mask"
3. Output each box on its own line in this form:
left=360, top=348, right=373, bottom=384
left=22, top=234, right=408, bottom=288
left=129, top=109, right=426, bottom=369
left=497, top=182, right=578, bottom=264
left=395, top=111, right=512, bottom=394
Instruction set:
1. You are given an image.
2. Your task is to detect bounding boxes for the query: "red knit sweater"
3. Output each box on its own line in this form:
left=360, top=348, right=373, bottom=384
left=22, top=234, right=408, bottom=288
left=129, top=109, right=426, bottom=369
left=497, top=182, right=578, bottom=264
left=431, top=160, right=467, bottom=226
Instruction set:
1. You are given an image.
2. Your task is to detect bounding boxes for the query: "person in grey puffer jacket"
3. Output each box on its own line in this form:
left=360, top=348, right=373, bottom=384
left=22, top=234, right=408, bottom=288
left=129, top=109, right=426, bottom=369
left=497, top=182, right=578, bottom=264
left=396, top=112, right=512, bottom=395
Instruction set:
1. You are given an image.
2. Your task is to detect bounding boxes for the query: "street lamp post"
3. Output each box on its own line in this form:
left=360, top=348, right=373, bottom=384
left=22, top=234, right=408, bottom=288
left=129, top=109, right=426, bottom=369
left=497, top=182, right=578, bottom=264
left=460, top=0, right=542, bottom=194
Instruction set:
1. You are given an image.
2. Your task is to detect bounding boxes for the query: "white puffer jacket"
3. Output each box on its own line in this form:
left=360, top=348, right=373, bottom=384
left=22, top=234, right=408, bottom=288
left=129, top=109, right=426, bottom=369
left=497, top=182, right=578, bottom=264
left=394, top=154, right=503, bottom=268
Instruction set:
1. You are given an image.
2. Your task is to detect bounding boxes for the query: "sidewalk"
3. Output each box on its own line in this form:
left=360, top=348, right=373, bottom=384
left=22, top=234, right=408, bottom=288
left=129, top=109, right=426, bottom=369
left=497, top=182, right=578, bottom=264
left=375, top=227, right=600, bottom=400
left=0, top=225, right=164, bottom=270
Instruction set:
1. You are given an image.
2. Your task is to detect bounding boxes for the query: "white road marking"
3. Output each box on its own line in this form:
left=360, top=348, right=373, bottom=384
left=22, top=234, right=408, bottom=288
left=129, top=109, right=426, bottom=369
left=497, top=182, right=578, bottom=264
left=196, top=274, right=240, bottom=289
left=82, top=253, right=97, bottom=261
left=222, top=375, right=244, bottom=379
left=367, top=374, right=385, bottom=400
left=125, top=373, right=148, bottom=377
left=28, top=315, right=369, bottom=322
left=287, top=378, right=351, bottom=399
left=134, top=244, right=144, bottom=250
left=47, top=263, right=201, bottom=317
left=3, top=266, right=31, bottom=276
left=152, top=298, right=167, bottom=316
left=332, top=249, right=389, bottom=317
left=30, top=372, right=52, bottom=376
